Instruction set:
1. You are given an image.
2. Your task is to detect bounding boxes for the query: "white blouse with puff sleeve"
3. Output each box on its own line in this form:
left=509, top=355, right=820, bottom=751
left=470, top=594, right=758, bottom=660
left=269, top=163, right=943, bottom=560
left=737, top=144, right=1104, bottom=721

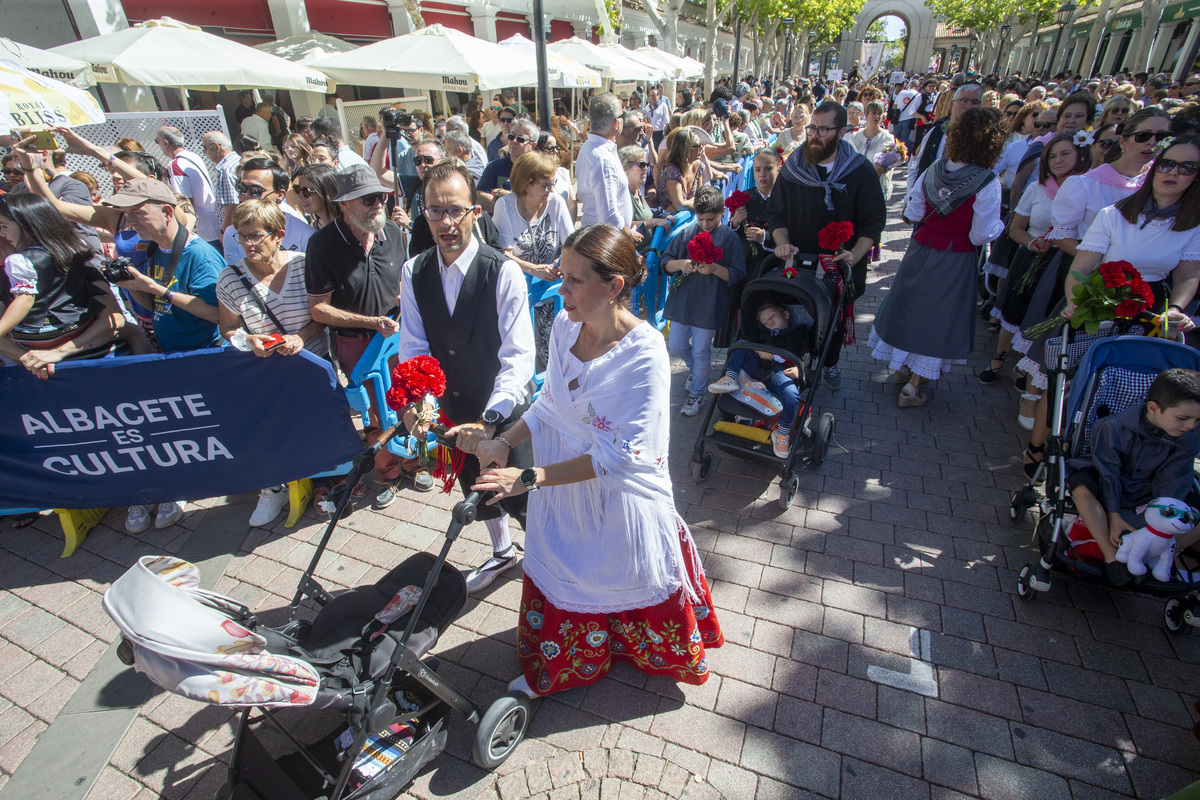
left=1076, top=205, right=1200, bottom=282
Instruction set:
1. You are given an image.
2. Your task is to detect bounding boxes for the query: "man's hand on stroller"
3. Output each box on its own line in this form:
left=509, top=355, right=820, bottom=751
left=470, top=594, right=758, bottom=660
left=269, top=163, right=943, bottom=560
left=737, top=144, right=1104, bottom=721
left=775, top=243, right=799, bottom=259
left=472, top=467, right=527, bottom=505
left=1108, top=512, right=1135, bottom=548
left=445, top=422, right=491, bottom=455
left=475, top=439, right=510, bottom=470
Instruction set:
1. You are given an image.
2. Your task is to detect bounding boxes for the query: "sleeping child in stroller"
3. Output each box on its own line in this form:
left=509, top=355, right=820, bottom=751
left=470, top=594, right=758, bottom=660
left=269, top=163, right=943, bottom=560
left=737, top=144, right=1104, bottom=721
left=708, top=297, right=812, bottom=458
left=1066, top=368, right=1200, bottom=585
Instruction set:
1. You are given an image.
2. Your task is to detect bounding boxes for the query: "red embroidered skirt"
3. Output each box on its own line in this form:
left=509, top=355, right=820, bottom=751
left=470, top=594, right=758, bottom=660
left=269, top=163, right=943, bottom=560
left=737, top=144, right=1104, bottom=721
left=516, top=529, right=723, bottom=695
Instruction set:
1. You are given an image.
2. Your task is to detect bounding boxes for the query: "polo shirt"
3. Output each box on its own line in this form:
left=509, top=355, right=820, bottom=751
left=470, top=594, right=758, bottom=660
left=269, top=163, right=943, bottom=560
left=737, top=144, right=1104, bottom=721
left=478, top=156, right=513, bottom=193
left=305, top=217, right=407, bottom=334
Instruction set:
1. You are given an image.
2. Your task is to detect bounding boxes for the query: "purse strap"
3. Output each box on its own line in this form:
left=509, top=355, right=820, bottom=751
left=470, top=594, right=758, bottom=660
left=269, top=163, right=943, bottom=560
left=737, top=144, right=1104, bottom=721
left=228, top=261, right=287, bottom=335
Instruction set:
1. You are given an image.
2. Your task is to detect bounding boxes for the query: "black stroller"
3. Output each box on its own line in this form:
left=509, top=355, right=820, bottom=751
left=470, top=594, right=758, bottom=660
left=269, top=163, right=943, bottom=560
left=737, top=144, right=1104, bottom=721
left=1012, top=331, right=1200, bottom=633
left=690, top=255, right=845, bottom=508
left=104, top=427, right=532, bottom=800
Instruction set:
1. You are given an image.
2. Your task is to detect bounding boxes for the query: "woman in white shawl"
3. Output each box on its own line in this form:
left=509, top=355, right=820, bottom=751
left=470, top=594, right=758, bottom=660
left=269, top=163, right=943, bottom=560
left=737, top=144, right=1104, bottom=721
left=473, top=225, right=723, bottom=697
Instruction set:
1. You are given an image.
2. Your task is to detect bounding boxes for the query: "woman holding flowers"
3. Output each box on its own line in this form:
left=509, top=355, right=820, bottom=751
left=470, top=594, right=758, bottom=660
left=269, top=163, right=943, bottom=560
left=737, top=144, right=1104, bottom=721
left=869, top=107, right=1009, bottom=408
left=472, top=225, right=723, bottom=698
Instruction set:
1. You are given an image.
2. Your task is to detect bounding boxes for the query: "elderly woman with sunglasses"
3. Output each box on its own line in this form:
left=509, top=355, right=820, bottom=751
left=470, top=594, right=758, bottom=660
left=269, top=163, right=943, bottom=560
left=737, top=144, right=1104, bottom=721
left=620, top=145, right=673, bottom=235
left=493, top=152, right=573, bottom=283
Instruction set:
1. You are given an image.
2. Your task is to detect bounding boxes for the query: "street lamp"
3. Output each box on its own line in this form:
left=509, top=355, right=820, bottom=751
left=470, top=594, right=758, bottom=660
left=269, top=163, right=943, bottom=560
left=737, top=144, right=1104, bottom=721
left=993, top=23, right=1012, bottom=74
left=806, top=29, right=818, bottom=76
left=1047, top=1, right=1076, bottom=78
left=782, top=18, right=795, bottom=77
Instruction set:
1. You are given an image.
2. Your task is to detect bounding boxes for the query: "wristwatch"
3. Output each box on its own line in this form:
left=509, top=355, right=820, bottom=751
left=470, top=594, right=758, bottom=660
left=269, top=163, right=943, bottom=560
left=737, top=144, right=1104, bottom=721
left=519, top=467, right=539, bottom=492
left=481, top=409, right=504, bottom=429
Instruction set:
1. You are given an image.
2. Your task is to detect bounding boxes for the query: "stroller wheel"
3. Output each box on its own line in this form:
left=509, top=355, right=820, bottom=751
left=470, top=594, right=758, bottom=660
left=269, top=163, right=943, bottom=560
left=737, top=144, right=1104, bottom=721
left=778, top=474, right=801, bottom=510
left=810, top=413, right=835, bottom=467
left=472, top=692, right=533, bottom=770
left=1016, top=564, right=1037, bottom=602
left=691, top=452, right=714, bottom=483
left=1164, top=597, right=1192, bottom=636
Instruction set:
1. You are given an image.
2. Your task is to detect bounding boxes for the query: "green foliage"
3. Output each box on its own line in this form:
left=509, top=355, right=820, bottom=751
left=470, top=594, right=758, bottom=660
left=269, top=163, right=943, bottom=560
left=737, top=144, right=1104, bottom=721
left=924, top=0, right=1069, bottom=33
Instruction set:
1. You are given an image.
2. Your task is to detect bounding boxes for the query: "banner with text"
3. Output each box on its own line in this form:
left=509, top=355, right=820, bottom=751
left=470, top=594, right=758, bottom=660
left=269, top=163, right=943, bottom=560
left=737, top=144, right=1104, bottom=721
left=0, top=348, right=364, bottom=509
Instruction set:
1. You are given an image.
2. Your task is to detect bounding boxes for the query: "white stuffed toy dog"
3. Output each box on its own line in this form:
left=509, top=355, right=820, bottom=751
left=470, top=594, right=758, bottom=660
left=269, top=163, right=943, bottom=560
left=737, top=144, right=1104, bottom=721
left=1115, top=497, right=1200, bottom=582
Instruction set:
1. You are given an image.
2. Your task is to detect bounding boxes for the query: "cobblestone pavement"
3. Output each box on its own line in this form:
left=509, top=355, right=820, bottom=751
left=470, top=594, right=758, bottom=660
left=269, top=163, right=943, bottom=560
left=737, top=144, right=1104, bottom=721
left=1, top=188, right=1200, bottom=800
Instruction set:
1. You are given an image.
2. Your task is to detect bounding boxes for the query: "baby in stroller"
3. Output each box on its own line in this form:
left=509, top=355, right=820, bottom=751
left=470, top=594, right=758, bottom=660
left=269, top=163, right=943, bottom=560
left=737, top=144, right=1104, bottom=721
left=708, top=297, right=812, bottom=458
left=1066, top=368, right=1200, bottom=585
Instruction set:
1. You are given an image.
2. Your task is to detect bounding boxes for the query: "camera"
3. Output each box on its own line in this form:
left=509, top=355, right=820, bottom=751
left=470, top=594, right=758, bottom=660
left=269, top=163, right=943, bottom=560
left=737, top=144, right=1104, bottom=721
left=102, top=256, right=134, bottom=284
left=381, top=108, right=413, bottom=140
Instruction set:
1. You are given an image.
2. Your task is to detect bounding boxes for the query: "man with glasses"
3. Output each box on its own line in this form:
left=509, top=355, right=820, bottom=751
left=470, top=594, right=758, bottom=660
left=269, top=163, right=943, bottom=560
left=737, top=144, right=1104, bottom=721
left=576, top=91, right=634, bottom=231
left=202, top=132, right=240, bottom=238
left=220, top=158, right=313, bottom=264
left=307, top=164, right=412, bottom=500
left=478, top=117, right=539, bottom=213
left=907, top=83, right=983, bottom=191
left=487, top=107, right=518, bottom=162
left=397, top=160, right=534, bottom=592
left=405, top=140, right=504, bottom=257
left=768, top=100, right=886, bottom=392
left=156, top=125, right=222, bottom=250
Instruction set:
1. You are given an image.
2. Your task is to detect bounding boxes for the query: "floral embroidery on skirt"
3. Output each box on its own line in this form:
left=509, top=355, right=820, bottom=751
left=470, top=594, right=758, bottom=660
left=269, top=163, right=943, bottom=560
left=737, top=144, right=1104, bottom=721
left=516, top=530, right=722, bottom=695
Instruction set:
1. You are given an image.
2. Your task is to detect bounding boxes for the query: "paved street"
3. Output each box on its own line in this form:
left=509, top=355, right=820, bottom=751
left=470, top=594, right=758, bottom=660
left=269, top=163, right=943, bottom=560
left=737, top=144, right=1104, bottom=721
left=1, top=189, right=1199, bottom=800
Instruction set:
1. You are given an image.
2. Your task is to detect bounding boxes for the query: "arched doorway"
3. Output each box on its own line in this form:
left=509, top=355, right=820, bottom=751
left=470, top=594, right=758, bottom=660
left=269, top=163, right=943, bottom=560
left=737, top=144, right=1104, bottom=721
left=840, top=0, right=937, bottom=74
left=862, top=13, right=909, bottom=79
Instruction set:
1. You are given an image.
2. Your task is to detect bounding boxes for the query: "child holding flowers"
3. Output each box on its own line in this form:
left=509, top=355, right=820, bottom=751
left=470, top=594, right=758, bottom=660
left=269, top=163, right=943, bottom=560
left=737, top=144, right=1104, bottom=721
left=663, top=185, right=745, bottom=417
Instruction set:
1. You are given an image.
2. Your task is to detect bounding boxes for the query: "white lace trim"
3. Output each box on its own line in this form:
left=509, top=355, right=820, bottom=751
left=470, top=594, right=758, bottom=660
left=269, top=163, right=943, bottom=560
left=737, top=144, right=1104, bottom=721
left=1015, top=355, right=1048, bottom=390
left=983, top=261, right=1009, bottom=279
left=867, top=327, right=963, bottom=380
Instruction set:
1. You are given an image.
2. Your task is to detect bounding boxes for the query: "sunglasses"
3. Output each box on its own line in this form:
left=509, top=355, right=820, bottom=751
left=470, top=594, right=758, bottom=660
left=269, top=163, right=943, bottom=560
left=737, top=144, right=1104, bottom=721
left=633, top=161, right=651, bottom=169
left=499, top=117, right=515, bottom=124
left=1, top=167, right=22, bottom=176
left=1156, top=158, right=1200, bottom=176
left=359, top=193, right=387, bottom=206
left=1095, top=138, right=1116, bottom=149
left=507, top=134, right=532, bottom=144
left=296, top=186, right=319, bottom=198
left=236, top=182, right=271, bottom=198
left=538, top=145, right=562, bottom=154
left=1033, top=121, right=1055, bottom=130
left=413, top=155, right=438, bottom=166
left=1144, top=503, right=1200, bottom=526
left=1130, top=130, right=1170, bottom=143
left=1004, top=110, right=1018, bottom=117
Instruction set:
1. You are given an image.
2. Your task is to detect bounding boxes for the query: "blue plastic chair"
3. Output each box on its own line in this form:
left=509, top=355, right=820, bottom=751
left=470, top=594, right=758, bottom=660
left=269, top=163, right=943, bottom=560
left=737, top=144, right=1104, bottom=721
left=526, top=277, right=564, bottom=393
left=641, top=210, right=695, bottom=330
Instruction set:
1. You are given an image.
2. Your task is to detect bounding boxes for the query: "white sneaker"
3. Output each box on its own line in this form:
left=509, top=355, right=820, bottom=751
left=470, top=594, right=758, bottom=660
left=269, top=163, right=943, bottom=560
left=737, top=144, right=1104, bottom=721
left=249, top=486, right=288, bottom=527
left=681, top=394, right=705, bottom=417
left=125, top=505, right=153, bottom=534
left=708, top=375, right=739, bottom=394
left=154, top=501, right=185, bottom=529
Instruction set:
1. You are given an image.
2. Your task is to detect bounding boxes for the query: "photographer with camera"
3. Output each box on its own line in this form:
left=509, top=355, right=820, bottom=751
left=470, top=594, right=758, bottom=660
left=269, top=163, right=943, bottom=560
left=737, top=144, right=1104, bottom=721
left=369, top=107, right=421, bottom=183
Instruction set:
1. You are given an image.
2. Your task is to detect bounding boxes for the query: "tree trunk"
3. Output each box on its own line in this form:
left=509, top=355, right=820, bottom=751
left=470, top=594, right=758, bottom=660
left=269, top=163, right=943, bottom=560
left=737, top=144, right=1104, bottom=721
left=644, top=0, right=685, bottom=55
left=594, top=0, right=619, bottom=44
left=756, top=18, right=781, bottom=76
left=1130, top=0, right=1170, bottom=71
left=401, top=0, right=424, bottom=29
left=704, top=0, right=734, bottom=97
left=1078, top=0, right=1128, bottom=77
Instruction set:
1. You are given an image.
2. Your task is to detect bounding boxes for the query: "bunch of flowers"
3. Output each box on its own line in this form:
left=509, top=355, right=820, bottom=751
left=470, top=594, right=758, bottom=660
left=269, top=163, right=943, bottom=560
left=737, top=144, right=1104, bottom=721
left=725, top=190, right=752, bottom=214
left=674, top=232, right=724, bottom=289
left=817, top=221, right=858, bottom=345
left=872, top=141, right=908, bottom=170
left=1025, top=260, right=1154, bottom=337
left=817, top=221, right=855, bottom=253
left=386, top=355, right=446, bottom=467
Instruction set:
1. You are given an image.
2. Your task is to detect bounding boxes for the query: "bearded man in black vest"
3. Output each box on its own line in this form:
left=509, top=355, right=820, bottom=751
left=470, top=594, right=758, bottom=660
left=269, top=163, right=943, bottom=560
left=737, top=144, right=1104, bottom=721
left=397, top=160, right=536, bottom=593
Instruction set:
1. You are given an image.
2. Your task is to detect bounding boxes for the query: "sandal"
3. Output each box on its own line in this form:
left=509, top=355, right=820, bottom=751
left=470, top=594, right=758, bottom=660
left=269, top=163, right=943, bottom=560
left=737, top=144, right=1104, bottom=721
left=898, top=384, right=928, bottom=408
left=892, top=365, right=912, bottom=384
left=1012, top=367, right=1028, bottom=393
left=979, top=351, right=1007, bottom=386
left=1023, top=442, right=1045, bottom=482
left=7, top=512, right=41, bottom=529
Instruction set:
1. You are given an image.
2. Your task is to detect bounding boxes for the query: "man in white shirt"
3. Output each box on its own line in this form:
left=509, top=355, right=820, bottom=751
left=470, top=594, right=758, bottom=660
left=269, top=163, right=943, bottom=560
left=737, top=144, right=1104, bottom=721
left=156, top=125, right=222, bottom=248
left=201, top=131, right=241, bottom=237
left=648, top=85, right=672, bottom=148
left=220, top=158, right=314, bottom=264
left=893, top=80, right=922, bottom=149
left=576, top=92, right=634, bottom=232
left=240, top=102, right=273, bottom=149
left=397, top=160, right=534, bottom=593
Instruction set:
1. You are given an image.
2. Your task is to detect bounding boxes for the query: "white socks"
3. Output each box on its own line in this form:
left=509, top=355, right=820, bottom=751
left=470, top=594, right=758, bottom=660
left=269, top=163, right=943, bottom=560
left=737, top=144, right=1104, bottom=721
left=485, top=513, right=512, bottom=555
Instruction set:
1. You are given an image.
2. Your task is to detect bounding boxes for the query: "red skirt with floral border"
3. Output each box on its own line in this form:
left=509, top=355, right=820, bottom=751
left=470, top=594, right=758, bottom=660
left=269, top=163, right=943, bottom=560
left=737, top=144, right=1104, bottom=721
left=516, top=527, right=723, bottom=695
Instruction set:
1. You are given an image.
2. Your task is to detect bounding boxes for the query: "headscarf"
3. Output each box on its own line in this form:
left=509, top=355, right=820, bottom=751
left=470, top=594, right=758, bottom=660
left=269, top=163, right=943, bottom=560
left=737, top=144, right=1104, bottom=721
left=781, top=139, right=867, bottom=210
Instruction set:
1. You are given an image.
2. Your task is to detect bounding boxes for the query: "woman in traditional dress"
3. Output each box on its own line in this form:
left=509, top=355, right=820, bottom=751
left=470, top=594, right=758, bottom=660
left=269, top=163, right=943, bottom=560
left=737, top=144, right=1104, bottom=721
left=868, top=107, right=1009, bottom=408
left=472, top=225, right=723, bottom=697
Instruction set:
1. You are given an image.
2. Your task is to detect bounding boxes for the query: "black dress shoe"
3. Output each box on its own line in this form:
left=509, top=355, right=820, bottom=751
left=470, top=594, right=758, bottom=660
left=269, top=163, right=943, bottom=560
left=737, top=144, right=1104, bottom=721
left=1105, top=561, right=1132, bottom=587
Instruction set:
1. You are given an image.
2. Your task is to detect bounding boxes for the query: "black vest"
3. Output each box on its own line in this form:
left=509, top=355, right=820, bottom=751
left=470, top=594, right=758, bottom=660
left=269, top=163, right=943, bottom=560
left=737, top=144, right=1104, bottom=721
left=411, top=243, right=506, bottom=425
left=918, top=119, right=948, bottom=176
left=3, top=248, right=93, bottom=338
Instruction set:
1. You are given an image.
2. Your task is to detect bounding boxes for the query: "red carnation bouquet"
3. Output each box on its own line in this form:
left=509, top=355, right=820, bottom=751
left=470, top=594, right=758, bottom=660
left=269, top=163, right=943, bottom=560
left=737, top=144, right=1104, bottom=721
left=725, top=190, right=752, bottom=214
left=818, top=220, right=855, bottom=254
left=386, top=355, right=446, bottom=467
left=674, top=231, right=725, bottom=289
left=816, top=221, right=858, bottom=345
left=1025, top=260, right=1154, bottom=338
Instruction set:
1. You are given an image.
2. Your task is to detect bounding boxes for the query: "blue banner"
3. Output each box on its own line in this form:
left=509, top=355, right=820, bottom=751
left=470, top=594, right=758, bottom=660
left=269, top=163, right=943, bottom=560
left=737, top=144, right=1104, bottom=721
left=0, top=348, right=364, bottom=510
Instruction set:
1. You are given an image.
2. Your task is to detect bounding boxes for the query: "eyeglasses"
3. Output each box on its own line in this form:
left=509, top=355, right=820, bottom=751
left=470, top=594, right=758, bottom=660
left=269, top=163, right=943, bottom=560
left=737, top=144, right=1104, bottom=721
left=538, top=145, right=562, bottom=154
left=1156, top=158, right=1200, bottom=176
left=508, top=134, right=532, bottom=144
left=236, top=182, right=272, bottom=198
left=534, top=181, right=555, bottom=191
left=425, top=205, right=477, bottom=222
left=804, top=124, right=841, bottom=137
left=1096, top=138, right=1117, bottom=149
left=235, top=231, right=277, bottom=245
left=1130, top=130, right=1170, bottom=143
left=413, top=155, right=438, bottom=166
left=359, top=193, right=387, bottom=207
left=1033, top=121, right=1055, bottom=130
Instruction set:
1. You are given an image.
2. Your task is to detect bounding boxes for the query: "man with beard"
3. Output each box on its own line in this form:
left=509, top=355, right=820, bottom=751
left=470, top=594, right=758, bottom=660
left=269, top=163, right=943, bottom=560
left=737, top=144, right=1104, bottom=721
left=397, top=160, right=535, bottom=593
left=307, top=164, right=412, bottom=501
left=768, top=100, right=886, bottom=391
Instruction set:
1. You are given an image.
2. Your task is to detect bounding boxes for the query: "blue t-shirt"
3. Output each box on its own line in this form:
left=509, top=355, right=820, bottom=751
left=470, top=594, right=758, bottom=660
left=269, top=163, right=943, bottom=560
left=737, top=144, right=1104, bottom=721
left=662, top=223, right=745, bottom=330
left=478, top=156, right=513, bottom=193
left=146, top=235, right=223, bottom=352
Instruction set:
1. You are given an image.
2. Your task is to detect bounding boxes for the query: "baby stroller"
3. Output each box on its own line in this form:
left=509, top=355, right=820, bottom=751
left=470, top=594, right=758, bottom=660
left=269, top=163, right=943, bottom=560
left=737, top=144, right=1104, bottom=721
left=1013, top=333, right=1200, bottom=634
left=104, top=428, right=532, bottom=800
left=690, top=255, right=845, bottom=508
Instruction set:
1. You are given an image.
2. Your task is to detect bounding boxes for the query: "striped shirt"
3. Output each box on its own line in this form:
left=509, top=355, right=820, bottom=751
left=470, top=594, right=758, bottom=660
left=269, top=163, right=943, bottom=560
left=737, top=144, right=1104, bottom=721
left=215, top=251, right=327, bottom=356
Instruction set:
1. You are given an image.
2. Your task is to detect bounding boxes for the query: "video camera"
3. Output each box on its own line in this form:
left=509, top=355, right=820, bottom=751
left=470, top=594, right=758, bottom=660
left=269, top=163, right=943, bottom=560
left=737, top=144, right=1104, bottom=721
left=380, top=108, right=413, bottom=140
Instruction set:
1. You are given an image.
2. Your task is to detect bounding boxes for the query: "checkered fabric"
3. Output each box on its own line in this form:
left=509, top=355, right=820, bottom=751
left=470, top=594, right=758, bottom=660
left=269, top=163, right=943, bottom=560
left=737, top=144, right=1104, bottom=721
left=1077, top=367, right=1156, bottom=458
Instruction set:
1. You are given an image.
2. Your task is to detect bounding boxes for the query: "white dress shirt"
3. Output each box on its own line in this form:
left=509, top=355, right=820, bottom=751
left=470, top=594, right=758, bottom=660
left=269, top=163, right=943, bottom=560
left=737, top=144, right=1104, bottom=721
left=576, top=133, right=633, bottom=228
left=398, top=236, right=534, bottom=417
left=649, top=97, right=672, bottom=131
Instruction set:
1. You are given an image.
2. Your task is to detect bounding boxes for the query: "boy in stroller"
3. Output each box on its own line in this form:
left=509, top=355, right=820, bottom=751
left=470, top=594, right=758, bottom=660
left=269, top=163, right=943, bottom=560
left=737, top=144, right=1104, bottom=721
left=1066, top=368, right=1200, bottom=585
left=708, top=298, right=812, bottom=458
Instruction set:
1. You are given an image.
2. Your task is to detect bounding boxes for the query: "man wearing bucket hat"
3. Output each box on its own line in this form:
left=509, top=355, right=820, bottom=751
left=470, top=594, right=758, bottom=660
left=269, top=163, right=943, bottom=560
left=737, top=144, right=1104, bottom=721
left=306, top=164, right=420, bottom=501
left=103, top=177, right=225, bottom=534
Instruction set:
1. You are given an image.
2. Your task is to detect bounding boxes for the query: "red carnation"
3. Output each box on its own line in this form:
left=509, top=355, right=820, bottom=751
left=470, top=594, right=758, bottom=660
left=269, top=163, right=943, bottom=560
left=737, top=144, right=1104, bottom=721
left=687, top=231, right=724, bottom=264
left=817, top=221, right=855, bottom=253
left=725, top=190, right=752, bottom=213
left=386, top=355, right=447, bottom=411
left=1114, top=299, right=1142, bottom=318
left=782, top=265, right=797, bottom=278
left=1098, top=262, right=1126, bottom=288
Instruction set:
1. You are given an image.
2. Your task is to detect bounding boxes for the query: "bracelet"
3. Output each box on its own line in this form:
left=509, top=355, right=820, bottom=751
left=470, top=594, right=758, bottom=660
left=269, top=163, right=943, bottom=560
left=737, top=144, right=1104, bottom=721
left=495, top=436, right=513, bottom=449
left=1170, top=304, right=1185, bottom=313
left=163, top=289, right=177, bottom=304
